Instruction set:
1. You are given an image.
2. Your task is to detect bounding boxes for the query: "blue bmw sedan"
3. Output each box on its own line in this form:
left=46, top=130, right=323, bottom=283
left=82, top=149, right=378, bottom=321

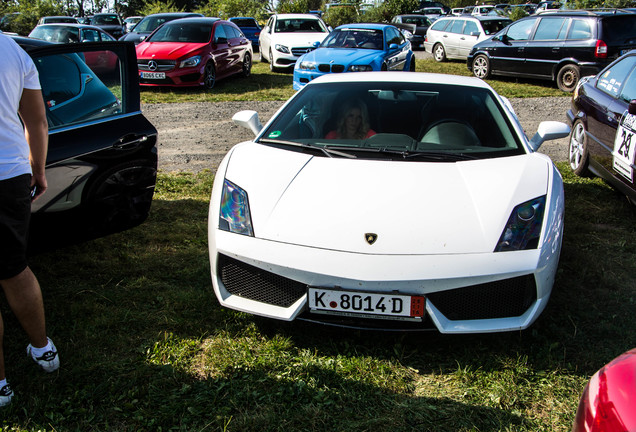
left=293, top=23, right=415, bottom=90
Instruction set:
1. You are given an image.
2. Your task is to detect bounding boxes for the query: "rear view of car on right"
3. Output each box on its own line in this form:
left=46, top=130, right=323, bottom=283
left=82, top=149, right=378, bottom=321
left=567, top=50, right=636, bottom=205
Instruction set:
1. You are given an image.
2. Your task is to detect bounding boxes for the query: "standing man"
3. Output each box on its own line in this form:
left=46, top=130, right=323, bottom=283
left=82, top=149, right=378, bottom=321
left=0, top=33, right=60, bottom=407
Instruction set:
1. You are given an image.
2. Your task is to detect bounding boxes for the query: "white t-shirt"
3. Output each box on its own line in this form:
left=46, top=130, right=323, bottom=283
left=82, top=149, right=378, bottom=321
left=0, top=33, right=42, bottom=181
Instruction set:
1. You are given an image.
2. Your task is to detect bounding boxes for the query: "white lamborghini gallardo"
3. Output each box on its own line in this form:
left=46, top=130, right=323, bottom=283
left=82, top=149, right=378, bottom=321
left=208, top=72, right=570, bottom=333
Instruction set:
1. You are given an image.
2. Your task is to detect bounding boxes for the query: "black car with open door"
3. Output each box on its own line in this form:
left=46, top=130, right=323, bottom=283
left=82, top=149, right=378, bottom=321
left=12, top=36, right=158, bottom=251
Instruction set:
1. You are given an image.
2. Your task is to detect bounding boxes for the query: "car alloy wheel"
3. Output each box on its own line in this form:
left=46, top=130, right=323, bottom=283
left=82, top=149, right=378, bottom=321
left=433, top=43, right=446, bottom=62
left=242, top=53, right=252, bottom=78
left=569, top=120, right=591, bottom=176
left=557, top=64, right=580, bottom=92
left=204, top=62, right=215, bottom=89
left=472, top=54, right=490, bottom=79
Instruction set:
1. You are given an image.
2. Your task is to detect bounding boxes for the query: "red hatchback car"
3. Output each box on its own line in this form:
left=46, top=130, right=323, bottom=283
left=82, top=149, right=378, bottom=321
left=136, top=17, right=253, bottom=89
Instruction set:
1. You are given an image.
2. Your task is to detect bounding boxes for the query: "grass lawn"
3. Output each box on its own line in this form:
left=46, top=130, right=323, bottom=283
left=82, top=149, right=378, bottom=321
left=2, top=164, right=634, bottom=431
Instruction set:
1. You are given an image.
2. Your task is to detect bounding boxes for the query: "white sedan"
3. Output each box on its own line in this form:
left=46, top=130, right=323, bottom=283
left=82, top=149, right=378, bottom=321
left=258, top=13, right=330, bottom=72
left=208, top=72, right=570, bottom=333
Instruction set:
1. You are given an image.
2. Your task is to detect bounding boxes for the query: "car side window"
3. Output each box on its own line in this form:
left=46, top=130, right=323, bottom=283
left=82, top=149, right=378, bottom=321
left=567, top=19, right=592, bottom=40
left=33, top=50, right=123, bottom=129
left=215, top=24, right=228, bottom=42
left=100, top=31, right=115, bottom=41
left=620, top=68, right=636, bottom=102
left=505, top=19, right=535, bottom=41
left=533, top=17, right=566, bottom=40
left=449, top=19, right=464, bottom=34
left=463, top=21, right=479, bottom=36
left=386, top=27, right=404, bottom=46
left=597, top=56, right=636, bottom=98
left=430, top=19, right=450, bottom=31
left=81, top=29, right=99, bottom=42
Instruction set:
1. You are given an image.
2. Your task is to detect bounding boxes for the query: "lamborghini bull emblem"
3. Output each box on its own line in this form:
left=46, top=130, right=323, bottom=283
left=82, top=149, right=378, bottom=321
left=365, top=233, right=378, bottom=245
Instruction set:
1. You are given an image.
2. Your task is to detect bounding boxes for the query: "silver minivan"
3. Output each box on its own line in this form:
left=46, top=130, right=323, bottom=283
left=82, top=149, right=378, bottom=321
left=424, top=16, right=511, bottom=61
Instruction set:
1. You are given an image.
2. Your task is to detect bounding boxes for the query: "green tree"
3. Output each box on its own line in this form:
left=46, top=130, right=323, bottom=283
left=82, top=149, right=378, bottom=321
left=139, top=0, right=183, bottom=15
left=196, top=0, right=269, bottom=20
left=323, top=3, right=360, bottom=26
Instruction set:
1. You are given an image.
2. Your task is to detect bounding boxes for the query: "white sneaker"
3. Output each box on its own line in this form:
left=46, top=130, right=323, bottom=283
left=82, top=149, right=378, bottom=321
left=0, top=384, right=13, bottom=407
left=27, top=337, right=60, bottom=373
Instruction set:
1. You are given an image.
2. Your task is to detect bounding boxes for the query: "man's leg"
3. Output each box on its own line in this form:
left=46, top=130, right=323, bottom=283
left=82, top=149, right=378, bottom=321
left=0, top=266, right=48, bottom=350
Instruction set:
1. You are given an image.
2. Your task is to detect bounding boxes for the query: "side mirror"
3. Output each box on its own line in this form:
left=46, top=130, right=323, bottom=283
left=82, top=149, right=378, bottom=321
left=312, top=41, right=320, bottom=47
left=232, top=110, right=263, bottom=137
left=629, top=100, right=636, bottom=115
left=529, top=121, right=570, bottom=151
left=215, top=37, right=228, bottom=45
left=389, top=43, right=398, bottom=50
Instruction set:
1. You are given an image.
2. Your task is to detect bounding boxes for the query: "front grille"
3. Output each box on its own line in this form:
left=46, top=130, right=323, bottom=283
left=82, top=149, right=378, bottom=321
left=427, top=275, right=537, bottom=321
left=292, top=47, right=315, bottom=56
left=137, top=60, right=176, bottom=71
left=318, top=64, right=345, bottom=73
left=218, top=254, right=307, bottom=308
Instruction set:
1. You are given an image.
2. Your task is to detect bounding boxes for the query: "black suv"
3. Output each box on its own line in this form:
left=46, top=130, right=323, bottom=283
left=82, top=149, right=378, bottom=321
left=467, top=10, right=636, bottom=91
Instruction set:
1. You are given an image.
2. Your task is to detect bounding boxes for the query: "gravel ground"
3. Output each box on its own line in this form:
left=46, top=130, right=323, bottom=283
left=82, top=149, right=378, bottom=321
left=142, top=96, right=572, bottom=174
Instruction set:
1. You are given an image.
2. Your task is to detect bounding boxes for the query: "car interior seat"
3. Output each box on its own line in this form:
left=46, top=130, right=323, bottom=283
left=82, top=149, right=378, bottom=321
left=420, top=119, right=481, bottom=147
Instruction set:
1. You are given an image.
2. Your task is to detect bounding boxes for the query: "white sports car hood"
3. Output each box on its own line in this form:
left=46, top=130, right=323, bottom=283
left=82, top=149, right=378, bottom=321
left=223, top=143, right=551, bottom=255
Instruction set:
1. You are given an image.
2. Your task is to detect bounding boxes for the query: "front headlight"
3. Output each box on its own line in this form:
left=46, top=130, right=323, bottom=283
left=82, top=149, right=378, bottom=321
left=219, top=179, right=254, bottom=236
left=179, top=55, right=201, bottom=68
left=348, top=65, right=373, bottom=72
left=495, top=196, right=546, bottom=252
left=298, top=61, right=316, bottom=70
left=275, top=44, right=290, bottom=54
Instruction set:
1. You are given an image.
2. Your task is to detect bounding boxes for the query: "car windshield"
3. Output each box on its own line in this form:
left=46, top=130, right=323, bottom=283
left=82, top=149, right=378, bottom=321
left=148, top=22, right=212, bottom=43
left=321, top=28, right=384, bottom=50
left=134, top=16, right=172, bottom=33
left=259, top=82, right=524, bottom=161
left=275, top=18, right=325, bottom=33
left=481, top=19, right=512, bottom=35
left=92, top=15, right=120, bottom=25
left=30, top=25, right=80, bottom=43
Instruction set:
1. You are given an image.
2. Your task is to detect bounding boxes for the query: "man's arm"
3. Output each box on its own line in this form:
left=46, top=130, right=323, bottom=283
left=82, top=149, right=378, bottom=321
left=18, top=88, right=48, bottom=201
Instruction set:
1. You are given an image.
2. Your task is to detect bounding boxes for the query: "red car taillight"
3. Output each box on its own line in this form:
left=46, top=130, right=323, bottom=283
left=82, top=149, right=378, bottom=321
left=572, top=349, right=636, bottom=432
left=255, top=32, right=260, bottom=37
left=595, top=40, right=608, bottom=58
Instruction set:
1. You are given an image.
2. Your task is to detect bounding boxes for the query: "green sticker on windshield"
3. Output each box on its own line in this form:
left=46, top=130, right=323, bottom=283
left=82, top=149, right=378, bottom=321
left=268, top=131, right=281, bottom=138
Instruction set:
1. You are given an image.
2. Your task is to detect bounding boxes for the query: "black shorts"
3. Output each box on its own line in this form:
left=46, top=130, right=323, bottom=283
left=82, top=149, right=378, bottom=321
left=0, top=174, right=31, bottom=280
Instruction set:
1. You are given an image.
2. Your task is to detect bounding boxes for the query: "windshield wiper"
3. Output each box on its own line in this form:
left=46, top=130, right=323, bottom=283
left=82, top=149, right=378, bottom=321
left=403, top=151, right=478, bottom=161
left=259, top=139, right=357, bottom=158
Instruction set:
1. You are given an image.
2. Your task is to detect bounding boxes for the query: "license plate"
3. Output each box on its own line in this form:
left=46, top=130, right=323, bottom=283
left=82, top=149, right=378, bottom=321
left=141, top=71, right=165, bottom=79
left=621, top=49, right=634, bottom=56
left=308, top=287, right=425, bottom=321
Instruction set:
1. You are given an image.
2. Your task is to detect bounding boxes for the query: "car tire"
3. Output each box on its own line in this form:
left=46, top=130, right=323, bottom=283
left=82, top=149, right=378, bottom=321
left=472, top=54, right=490, bottom=79
left=84, top=160, right=156, bottom=232
left=433, top=43, right=446, bottom=62
left=557, top=64, right=580, bottom=92
left=409, top=56, right=416, bottom=71
left=381, top=62, right=388, bottom=71
left=203, top=62, right=215, bottom=90
left=269, top=49, right=278, bottom=72
left=242, top=52, right=252, bottom=78
left=569, top=119, right=591, bottom=177
left=259, top=45, right=266, bottom=62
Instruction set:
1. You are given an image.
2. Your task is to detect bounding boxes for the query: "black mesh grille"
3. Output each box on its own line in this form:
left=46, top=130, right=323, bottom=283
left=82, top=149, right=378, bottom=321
left=318, top=64, right=330, bottom=72
left=427, top=275, right=537, bottom=321
left=317, top=64, right=345, bottom=73
left=218, top=254, right=307, bottom=308
left=331, top=64, right=345, bottom=73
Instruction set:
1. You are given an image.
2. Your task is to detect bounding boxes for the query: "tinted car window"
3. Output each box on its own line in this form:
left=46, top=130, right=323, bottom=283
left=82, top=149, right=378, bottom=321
left=481, top=19, right=511, bottom=35
left=620, top=67, right=636, bottom=101
left=80, top=28, right=99, bottom=41
left=567, top=18, right=592, bottom=40
left=231, top=18, right=258, bottom=27
left=386, top=27, right=404, bottom=45
left=534, top=17, right=567, bottom=40
left=33, top=49, right=122, bottom=128
left=150, top=22, right=212, bottom=43
left=601, top=16, right=636, bottom=44
left=506, top=19, right=535, bottom=41
left=215, top=24, right=227, bottom=40
left=597, top=56, right=636, bottom=98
